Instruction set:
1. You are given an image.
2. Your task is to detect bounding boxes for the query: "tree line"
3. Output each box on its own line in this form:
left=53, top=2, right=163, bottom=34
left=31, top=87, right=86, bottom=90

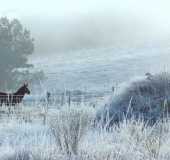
left=0, top=17, right=44, bottom=90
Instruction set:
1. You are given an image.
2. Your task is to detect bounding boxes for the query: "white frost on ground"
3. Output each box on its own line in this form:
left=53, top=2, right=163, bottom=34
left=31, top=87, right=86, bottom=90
left=0, top=105, right=170, bottom=160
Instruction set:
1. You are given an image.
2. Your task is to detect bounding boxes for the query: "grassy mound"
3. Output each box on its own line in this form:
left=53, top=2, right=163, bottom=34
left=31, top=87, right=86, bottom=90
left=97, top=72, right=170, bottom=125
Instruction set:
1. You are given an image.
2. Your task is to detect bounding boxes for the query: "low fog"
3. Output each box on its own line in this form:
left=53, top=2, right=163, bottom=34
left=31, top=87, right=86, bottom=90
left=1, top=0, right=170, bottom=54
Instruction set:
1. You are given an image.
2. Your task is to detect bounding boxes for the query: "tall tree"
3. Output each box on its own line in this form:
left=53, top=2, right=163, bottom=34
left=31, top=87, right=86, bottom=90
left=0, top=17, right=34, bottom=90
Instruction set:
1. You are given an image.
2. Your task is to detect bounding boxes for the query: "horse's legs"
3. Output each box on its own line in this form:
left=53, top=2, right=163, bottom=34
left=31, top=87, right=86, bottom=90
left=6, top=106, right=10, bottom=117
left=0, top=99, right=3, bottom=107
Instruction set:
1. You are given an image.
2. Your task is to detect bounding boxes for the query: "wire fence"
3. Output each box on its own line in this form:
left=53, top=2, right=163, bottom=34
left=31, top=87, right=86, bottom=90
left=0, top=91, right=110, bottom=108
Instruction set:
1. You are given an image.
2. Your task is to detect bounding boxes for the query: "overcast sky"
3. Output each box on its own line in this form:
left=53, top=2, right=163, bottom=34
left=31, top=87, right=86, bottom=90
left=1, top=0, right=170, bottom=53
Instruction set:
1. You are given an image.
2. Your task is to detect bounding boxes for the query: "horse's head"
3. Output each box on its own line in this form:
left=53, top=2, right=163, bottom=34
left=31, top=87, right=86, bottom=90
left=22, top=83, right=30, bottom=95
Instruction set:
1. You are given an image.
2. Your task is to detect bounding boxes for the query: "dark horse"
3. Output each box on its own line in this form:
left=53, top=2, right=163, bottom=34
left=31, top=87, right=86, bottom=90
left=0, top=83, right=30, bottom=106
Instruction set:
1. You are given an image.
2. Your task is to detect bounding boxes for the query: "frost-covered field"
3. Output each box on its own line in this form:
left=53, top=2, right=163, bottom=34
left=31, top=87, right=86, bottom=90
left=22, top=46, right=170, bottom=160
left=1, top=103, right=170, bottom=160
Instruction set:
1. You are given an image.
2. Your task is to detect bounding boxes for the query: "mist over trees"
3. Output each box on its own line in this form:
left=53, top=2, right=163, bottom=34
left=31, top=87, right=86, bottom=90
left=0, top=17, right=41, bottom=90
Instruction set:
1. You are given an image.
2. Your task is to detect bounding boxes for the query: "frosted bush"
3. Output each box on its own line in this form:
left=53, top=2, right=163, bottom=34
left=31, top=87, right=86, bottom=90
left=97, top=72, right=170, bottom=125
left=50, top=106, right=94, bottom=155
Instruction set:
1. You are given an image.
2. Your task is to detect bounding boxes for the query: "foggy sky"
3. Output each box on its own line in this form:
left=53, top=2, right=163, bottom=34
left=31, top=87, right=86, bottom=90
left=1, top=0, right=170, bottom=54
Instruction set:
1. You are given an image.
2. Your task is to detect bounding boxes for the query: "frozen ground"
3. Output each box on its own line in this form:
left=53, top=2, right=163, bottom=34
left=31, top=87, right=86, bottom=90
left=9, top=45, right=169, bottom=160
left=0, top=104, right=170, bottom=160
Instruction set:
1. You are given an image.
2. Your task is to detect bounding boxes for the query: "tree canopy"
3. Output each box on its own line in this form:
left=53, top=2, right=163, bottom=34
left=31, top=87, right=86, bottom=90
left=0, top=17, right=35, bottom=90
